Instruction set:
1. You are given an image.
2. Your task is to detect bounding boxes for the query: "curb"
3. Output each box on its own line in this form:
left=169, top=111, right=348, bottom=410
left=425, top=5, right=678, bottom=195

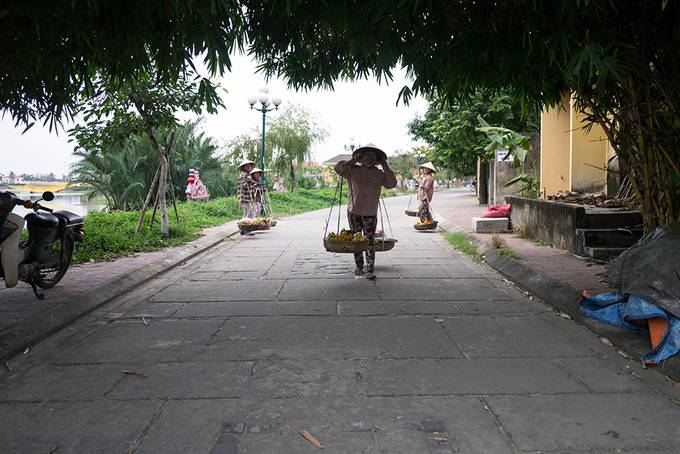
left=0, top=222, right=241, bottom=361
left=435, top=212, right=680, bottom=382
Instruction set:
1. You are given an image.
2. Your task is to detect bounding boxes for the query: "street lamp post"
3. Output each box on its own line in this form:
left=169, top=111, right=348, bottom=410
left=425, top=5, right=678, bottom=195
left=247, top=87, right=282, bottom=185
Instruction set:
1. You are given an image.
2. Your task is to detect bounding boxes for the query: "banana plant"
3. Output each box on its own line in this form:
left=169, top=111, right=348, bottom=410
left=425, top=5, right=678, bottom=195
left=476, top=117, right=539, bottom=198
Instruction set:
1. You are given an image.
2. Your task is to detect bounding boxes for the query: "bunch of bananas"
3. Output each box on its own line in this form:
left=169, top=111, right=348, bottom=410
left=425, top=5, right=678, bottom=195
left=239, top=217, right=271, bottom=226
left=415, top=219, right=432, bottom=225
left=327, top=229, right=365, bottom=241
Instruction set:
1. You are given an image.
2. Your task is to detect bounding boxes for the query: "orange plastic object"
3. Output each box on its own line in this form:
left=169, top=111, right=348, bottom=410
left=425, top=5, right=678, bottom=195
left=648, top=317, right=669, bottom=349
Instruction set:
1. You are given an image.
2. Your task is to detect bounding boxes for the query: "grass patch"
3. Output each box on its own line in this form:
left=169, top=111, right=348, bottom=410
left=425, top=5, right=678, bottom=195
left=498, top=247, right=521, bottom=259
left=73, top=188, right=337, bottom=263
left=444, top=231, right=481, bottom=262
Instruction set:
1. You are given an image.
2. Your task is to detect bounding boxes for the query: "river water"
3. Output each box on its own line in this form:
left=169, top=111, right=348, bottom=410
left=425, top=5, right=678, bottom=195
left=8, top=191, right=106, bottom=218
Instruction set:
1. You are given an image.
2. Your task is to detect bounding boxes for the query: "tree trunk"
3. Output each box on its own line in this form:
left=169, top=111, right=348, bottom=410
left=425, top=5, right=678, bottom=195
left=581, top=77, right=680, bottom=232
left=289, top=161, right=296, bottom=191
left=158, top=155, right=170, bottom=237
left=135, top=164, right=161, bottom=234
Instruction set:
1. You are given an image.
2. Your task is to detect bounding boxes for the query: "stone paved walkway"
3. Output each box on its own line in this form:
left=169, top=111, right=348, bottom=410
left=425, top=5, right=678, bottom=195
left=1, top=196, right=680, bottom=453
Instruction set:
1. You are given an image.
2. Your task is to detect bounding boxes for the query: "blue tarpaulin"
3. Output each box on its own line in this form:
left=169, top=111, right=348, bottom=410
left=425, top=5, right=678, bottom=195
left=581, top=292, right=680, bottom=364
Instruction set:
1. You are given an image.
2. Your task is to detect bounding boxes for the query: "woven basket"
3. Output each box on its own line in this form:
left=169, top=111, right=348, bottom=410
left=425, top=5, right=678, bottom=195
left=238, top=222, right=261, bottom=232
left=414, top=221, right=438, bottom=231
left=404, top=209, right=418, bottom=217
left=270, top=219, right=278, bottom=227
left=324, top=238, right=369, bottom=253
left=372, top=238, right=397, bottom=252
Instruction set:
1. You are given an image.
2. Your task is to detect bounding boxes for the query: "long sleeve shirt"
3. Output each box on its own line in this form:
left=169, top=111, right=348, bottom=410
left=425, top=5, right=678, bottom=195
left=237, top=170, right=258, bottom=204
left=334, top=161, right=398, bottom=216
left=419, top=174, right=434, bottom=202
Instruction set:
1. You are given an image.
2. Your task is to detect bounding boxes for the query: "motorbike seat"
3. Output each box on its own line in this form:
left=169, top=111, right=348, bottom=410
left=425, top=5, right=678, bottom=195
left=25, top=212, right=59, bottom=228
left=54, top=210, right=84, bottom=226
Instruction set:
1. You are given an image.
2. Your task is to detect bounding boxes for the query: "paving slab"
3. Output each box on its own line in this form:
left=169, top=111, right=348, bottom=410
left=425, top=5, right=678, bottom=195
left=338, top=300, right=458, bottom=316
left=0, top=364, right=124, bottom=401
left=174, top=300, right=337, bottom=317
left=149, top=280, right=285, bottom=302
left=442, top=314, right=600, bottom=358
left=135, top=396, right=514, bottom=454
left=359, top=358, right=587, bottom=396
left=378, top=278, right=511, bottom=301
left=553, top=357, right=652, bottom=393
left=64, top=319, right=223, bottom=363
left=451, top=299, right=546, bottom=315
left=208, top=316, right=461, bottom=360
left=278, top=278, right=379, bottom=301
left=109, top=360, right=254, bottom=399
left=0, top=400, right=163, bottom=453
left=486, top=393, right=680, bottom=452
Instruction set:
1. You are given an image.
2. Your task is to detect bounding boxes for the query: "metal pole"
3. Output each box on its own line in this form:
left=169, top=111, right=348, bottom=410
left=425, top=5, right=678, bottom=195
left=261, top=107, right=267, bottom=185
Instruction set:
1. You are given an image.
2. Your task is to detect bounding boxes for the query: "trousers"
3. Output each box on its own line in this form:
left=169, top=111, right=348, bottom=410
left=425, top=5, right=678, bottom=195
left=418, top=199, right=433, bottom=222
left=347, top=211, right=377, bottom=271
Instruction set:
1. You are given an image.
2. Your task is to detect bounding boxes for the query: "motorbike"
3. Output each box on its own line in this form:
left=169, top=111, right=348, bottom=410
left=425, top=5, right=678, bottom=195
left=0, top=191, right=84, bottom=298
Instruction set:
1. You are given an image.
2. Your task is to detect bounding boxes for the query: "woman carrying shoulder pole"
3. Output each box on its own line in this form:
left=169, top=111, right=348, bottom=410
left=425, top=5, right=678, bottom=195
left=417, top=162, right=437, bottom=223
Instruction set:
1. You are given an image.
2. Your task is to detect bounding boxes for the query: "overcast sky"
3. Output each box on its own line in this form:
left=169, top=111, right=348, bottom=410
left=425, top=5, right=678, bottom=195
left=0, top=53, right=428, bottom=176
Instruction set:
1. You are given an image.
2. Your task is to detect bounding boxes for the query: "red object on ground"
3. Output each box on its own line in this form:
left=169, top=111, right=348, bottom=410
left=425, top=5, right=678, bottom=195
left=649, top=317, right=669, bottom=349
left=481, top=204, right=511, bottom=218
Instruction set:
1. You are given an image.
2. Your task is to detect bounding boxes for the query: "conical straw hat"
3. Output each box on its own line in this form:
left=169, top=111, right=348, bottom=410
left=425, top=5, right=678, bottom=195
left=419, top=162, right=437, bottom=173
left=238, top=159, right=255, bottom=169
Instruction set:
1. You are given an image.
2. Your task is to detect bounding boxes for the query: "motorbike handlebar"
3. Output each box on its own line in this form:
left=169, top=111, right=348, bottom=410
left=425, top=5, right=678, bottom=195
left=11, top=197, right=53, bottom=213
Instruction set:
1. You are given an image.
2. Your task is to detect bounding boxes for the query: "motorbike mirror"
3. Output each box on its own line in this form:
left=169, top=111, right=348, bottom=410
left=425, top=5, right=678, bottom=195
left=42, top=191, right=54, bottom=202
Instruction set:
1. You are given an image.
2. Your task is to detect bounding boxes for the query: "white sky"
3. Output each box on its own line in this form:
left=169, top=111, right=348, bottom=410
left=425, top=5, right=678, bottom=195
left=0, top=53, right=427, bottom=176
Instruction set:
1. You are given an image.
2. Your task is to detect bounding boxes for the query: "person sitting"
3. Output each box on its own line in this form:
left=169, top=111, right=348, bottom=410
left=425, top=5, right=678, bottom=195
left=334, top=143, right=397, bottom=280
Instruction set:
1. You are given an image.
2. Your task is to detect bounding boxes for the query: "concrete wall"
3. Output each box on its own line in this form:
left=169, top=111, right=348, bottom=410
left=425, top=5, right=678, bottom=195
left=540, top=95, right=571, bottom=196
left=506, top=195, right=586, bottom=252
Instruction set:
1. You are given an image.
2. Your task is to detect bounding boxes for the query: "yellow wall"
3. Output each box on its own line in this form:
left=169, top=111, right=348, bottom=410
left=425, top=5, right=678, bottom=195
left=569, top=99, right=608, bottom=193
left=540, top=94, right=612, bottom=196
left=540, top=94, right=571, bottom=195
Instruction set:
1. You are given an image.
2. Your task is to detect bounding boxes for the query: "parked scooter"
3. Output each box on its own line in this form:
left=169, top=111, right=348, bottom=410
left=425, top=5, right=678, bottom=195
left=0, top=191, right=84, bottom=298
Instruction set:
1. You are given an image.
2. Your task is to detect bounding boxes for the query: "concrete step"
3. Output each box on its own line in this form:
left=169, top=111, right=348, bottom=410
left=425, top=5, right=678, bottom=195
left=575, top=228, right=642, bottom=251
left=581, top=210, right=643, bottom=229
left=584, top=246, right=629, bottom=261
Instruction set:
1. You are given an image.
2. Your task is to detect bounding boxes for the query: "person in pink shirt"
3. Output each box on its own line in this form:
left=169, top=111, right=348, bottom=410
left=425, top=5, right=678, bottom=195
left=334, top=144, right=397, bottom=280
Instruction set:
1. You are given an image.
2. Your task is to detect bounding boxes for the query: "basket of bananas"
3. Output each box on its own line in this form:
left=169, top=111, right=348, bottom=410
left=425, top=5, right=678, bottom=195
left=414, top=219, right=438, bottom=230
left=238, top=217, right=271, bottom=232
left=324, top=229, right=369, bottom=253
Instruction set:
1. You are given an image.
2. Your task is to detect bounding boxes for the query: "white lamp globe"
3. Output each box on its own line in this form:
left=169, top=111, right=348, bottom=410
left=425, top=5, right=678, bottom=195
left=259, top=85, right=269, bottom=93
left=272, top=96, right=282, bottom=107
left=247, top=96, right=257, bottom=106
left=258, top=94, right=269, bottom=105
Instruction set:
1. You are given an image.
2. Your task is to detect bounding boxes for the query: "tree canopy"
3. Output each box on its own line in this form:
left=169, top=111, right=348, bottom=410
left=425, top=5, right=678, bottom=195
left=408, top=91, right=537, bottom=176
left=0, top=0, right=243, bottom=128
left=244, top=0, right=680, bottom=230
left=3, top=1, right=680, bottom=229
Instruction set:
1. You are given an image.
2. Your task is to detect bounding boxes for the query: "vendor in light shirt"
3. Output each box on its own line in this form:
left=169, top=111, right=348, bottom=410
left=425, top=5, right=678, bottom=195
left=418, top=162, right=437, bottom=223
left=334, top=144, right=397, bottom=280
